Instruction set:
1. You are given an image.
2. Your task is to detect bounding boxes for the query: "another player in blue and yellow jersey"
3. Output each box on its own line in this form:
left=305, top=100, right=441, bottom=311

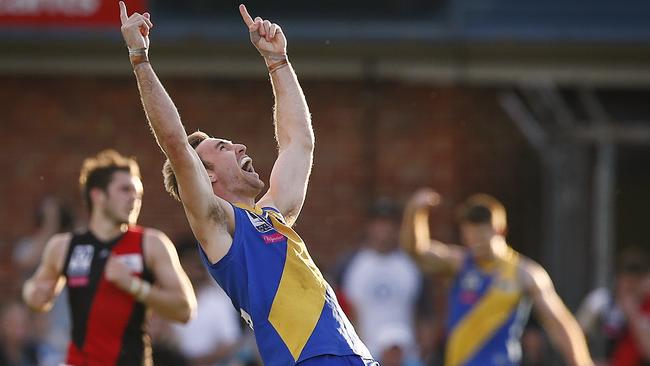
left=119, top=2, right=377, bottom=365
left=401, top=190, right=594, bottom=366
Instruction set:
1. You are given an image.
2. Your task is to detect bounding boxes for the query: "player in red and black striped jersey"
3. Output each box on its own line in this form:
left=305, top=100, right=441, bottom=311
left=23, top=150, right=197, bottom=366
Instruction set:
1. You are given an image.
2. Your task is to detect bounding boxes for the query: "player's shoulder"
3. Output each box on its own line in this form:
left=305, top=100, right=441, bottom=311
left=43, top=232, right=73, bottom=268
left=47, top=232, right=73, bottom=252
left=141, top=227, right=174, bottom=250
left=516, top=255, right=552, bottom=291
left=142, top=226, right=167, bottom=239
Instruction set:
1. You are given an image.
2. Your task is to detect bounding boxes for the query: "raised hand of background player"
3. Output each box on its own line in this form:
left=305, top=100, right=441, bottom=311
left=410, top=188, right=441, bottom=209
left=239, top=4, right=287, bottom=60
left=119, top=1, right=153, bottom=50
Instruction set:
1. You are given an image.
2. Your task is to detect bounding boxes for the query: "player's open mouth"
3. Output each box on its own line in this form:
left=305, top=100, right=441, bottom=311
left=240, top=156, right=255, bottom=173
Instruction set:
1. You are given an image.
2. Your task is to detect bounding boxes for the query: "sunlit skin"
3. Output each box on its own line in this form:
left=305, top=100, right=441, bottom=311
left=459, top=222, right=508, bottom=263
left=195, top=138, right=265, bottom=204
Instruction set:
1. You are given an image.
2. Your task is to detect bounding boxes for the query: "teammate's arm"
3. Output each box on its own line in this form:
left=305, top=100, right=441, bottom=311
left=118, top=2, right=232, bottom=248
left=522, top=260, right=594, bottom=366
left=104, top=230, right=197, bottom=323
left=22, top=233, right=69, bottom=312
left=400, top=188, right=464, bottom=273
left=239, top=5, right=314, bottom=226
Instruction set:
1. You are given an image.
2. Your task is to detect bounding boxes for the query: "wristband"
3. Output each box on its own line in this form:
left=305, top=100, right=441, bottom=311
left=128, top=277, right=142, bottom=296
left=136, top=281, right=151, bottom=302
left=267, top=58, right=289, bottom=74
left=128, top=47, right=149, bottom=68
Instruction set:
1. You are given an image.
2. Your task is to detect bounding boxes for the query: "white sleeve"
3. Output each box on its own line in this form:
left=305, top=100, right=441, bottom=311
left=576, top=288, right=610, bottom=333
left=209, top=288, right=242, bottom=345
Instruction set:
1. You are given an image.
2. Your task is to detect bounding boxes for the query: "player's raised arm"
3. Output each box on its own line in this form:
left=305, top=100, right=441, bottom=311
left=119, top=2, right=232, bottom=244
left=239, top=5, right=314, bottom=226
left=400, top=188, right=464, bottom=273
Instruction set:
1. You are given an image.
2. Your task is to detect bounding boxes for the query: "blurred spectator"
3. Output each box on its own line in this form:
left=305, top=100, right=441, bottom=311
left=337, top=198, right=429, bottom=365
left=13, top=196, right=74, bottom=277
left=577, top=247, right=650, bottom=366
left=375, top=324, right=424, bottom=366
left=172, top=239, right=244, bottom=366
left=12, top=196, right=74, bottom=366
left=0, top=301, right=40, bottom=366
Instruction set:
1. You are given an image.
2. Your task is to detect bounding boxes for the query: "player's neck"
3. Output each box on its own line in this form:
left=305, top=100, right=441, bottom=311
left=474, top=236, right=508, bottom=264
left=219, top=191, right=256, bottom=208
left=89, top=216, right=128, bottom=242
left=488, top=236, right=509, bottom=260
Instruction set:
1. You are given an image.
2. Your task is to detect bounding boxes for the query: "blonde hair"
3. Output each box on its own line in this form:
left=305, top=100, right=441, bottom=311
left=456, top=193, right=507, bottom=234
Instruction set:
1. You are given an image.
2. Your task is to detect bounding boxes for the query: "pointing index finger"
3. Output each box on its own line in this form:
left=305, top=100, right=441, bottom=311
left=119, top=1, right=128, bottom=24
left=239, top=4, right=254, bottom=27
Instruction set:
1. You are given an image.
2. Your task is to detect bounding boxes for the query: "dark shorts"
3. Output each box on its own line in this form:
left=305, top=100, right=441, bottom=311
left=297, top=354, right=380, bottom=366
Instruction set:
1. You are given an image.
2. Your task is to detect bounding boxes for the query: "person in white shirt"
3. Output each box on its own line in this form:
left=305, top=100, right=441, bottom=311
left=339, top=198, right=429, bottom=364
left=172, top=241, right=243, bottom=366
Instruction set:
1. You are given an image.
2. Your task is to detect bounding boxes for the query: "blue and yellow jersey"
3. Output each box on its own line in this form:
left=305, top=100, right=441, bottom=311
left=197, top=203, right=373, bottom=366
left=445, top=247, right=531, bottom=366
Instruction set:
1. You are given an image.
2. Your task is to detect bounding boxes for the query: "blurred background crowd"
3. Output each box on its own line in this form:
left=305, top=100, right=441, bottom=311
left=1, top=0, right=649, bottom=365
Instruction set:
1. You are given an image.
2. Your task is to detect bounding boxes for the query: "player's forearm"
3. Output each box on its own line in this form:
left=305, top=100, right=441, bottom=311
left=548, top=316, right=593, bottom=366
left=133, top=63, right=189, bottom=155
left=142, top=285, right=196, bottom=323
left=22, top=279, right=54, bottom=312
left=400, top=204, right=431, bottom=259
left=267, top=56, right=313, bottom=150
left=122, top=276, right=196, bottom=323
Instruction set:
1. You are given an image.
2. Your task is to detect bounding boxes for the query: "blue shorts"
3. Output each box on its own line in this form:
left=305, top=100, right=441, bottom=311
left=297, top=354, right=380, bottom=366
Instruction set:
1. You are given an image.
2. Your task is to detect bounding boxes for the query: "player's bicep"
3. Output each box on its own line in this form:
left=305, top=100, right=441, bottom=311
left=170, top=145, right=216, bottom=211
left=37, top=234, right=69, bottom=280
left=258, top=144, right=313, bottom=225
left=24, top=234, right=69, bottom=308
left=524, top=261, right=569, bottom=327
left=169, top=145, right=233, bottom=233
left=419, top=242, right=465, bottom=273
left=147, top=231, right=191, bottom=292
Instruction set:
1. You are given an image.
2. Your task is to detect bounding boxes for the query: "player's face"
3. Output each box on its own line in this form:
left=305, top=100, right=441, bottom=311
left=459, top=222, right=496, bottom=254
left=196, top=137, right=265, bottom=199
left=102, top=171, right=143, bottom=225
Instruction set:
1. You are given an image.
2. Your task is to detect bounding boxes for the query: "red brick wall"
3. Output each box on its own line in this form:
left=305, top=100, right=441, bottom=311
left=0, top=75, right=539, bottom=271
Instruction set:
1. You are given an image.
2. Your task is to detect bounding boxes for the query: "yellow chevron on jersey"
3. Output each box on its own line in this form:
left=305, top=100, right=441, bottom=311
left=266, top=211, right=327, bottom=360
left=201, top=203, right=373, bottom=366
left=445, top=247, right=525, bottom=366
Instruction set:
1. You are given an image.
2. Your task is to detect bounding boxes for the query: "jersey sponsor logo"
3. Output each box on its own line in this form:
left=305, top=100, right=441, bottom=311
left=68, top=245, right=94, bottom=277
left=68, top=276, right=89, bottom=287
left=245, top=211, right=274, bottom=233
left=459, top=270, right=483, bottom=304
left=261, top=232, right=285, bottom=244
left=116, top=253, right=143, bottom=273
left=460, top=270, right=483, bottom=291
